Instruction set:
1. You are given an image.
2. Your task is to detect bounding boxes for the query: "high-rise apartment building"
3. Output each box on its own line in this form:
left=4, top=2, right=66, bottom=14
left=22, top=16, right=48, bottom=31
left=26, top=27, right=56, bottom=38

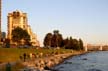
left=7, top=10, right=39, bottom=46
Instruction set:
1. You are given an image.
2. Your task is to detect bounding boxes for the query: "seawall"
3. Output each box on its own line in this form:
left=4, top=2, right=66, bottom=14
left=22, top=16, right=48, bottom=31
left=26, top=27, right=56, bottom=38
left=21, top=50, right=87, bottom=71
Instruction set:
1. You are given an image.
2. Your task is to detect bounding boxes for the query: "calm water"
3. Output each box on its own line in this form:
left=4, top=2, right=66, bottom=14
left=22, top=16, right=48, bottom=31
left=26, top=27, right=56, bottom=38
left=53, top=51, right=108, bottom=71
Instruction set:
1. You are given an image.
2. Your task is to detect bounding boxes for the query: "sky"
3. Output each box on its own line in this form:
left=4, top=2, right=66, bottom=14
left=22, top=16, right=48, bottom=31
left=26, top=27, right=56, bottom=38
left=2, top=0, right=108, bottom=46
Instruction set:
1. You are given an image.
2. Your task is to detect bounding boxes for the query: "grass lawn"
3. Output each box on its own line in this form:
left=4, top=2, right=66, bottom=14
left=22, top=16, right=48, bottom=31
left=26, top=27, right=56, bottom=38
left=0, top=47, right=72, bottom=63
left=0, top=62, right=25, bottom=71
left=0, top=47, right=73, bottom=70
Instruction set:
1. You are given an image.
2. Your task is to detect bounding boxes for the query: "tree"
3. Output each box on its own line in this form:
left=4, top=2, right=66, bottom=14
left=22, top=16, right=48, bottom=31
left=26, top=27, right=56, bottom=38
left=51, top=30, right=63, bottom=47
left=22, top=30, right=30, bottom=42
left=43, top=33, right=52, bottom=47
left=63, top=37, right=69, bottom=47
left=65, top=37, right=73, bottom=49
left=64, top=37, right=84, bottom=50
left=57, top=34, right=63, bottom=47
left=51, top=34, right=57, bottom=47
left=4, top=39, right=10, bottom=48
left=43, top=30, right=63, bottom=48
left=79, top=39, right=84, bottom=50
left=69, top=37, right=73, bottom=49
left=72, top=39, right=79, bottom=50
left=12, top=27, right=30, bottom=45
left=43, top=30, right=84, bottom=50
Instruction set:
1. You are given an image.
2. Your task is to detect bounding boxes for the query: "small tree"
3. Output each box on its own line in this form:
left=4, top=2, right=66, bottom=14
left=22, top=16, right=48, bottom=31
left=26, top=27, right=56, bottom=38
left=12, top=27, right=30, bottom=45
left=4, top=39, right=10, bottom=48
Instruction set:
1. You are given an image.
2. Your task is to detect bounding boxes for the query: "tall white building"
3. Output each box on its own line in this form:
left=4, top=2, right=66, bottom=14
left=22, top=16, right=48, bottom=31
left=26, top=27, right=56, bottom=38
left=7, top=10, right=39, bottom=46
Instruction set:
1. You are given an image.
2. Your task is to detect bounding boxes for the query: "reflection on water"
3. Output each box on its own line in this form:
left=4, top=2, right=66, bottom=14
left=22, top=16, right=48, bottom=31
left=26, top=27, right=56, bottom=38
left=53, top=51, right=108, bottom=71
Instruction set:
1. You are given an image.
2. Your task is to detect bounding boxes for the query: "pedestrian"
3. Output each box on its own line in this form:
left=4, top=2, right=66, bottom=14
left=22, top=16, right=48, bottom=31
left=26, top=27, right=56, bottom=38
left=23, top=53, right=26, bottom=62
left=6, top=62, right=11, bottom=71
left=19, top=55, right=23, bottom=61
left=29, top=53, right=32, bottom=60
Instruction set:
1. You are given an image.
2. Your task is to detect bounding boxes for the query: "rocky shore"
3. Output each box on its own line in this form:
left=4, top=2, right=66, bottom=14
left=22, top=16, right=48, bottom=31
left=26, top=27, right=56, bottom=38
left=20, top=50, right=86, bottom=71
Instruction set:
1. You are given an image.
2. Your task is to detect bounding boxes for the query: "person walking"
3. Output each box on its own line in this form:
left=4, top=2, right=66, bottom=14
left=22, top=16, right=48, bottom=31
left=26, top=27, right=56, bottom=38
left=6, top=62, right=11, bottom=71
left=23, top=53, right=27, bottom=62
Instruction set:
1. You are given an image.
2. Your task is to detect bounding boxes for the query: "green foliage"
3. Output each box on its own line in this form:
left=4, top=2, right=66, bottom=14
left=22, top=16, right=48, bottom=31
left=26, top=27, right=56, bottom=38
left=43, top=30, right=84, bottom=50
left=12, top=27, right=30, bottom=45
left=43, top=30, right=63, bottom=47
left=4, top=39, right=10, bottom=48
left=79, top=39, right=84, bottom=50
left=51, top=34, right=57, bottom=47
left=44, top=33, right=52, bottom=47
left=64, top=37, right=84, bottom=50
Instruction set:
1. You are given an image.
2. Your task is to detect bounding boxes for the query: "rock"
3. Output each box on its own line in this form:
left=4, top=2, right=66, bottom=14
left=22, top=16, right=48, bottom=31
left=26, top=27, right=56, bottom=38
left=46, top=60, right=53, bottom=68
left=82, top=58, right=88, bottom=60
left=88, top=69, right=101, bottom=71
left=64, top=61, right=73, bottom=64
left=44, top=66, right=51, bottom=70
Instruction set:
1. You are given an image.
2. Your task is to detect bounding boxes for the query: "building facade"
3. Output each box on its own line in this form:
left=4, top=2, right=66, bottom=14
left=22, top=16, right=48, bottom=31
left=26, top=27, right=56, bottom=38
left=7, top=10, right=39, bottom=46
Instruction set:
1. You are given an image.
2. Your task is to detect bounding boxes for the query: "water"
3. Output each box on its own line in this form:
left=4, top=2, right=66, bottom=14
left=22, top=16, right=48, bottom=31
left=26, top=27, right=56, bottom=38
left=53, top=51, right=108, bottom=71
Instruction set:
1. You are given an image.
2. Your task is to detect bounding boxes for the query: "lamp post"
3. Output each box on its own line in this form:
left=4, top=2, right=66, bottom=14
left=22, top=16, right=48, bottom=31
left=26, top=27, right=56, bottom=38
left=0, top=0, right=1, bottom=42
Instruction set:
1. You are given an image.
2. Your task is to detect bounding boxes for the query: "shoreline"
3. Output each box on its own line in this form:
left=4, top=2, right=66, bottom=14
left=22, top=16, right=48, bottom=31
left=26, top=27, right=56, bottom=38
left=51, top=51, right=88, bottom=70
left=21, top=50, right=88, bottom=71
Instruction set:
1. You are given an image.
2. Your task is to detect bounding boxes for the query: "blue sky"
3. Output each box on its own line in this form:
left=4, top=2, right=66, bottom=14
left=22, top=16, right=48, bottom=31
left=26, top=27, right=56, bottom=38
left=2, top=0, right=108, bottom=46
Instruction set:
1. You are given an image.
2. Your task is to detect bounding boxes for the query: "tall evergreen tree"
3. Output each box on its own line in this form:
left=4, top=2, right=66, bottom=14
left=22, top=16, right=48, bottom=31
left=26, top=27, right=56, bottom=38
left=43, top=33, right=52, bottom=47
left=51, top=34, right=57, bottom=47
left=58, top=34, right=63, bottom=47
left=43, top=30, right=84, bottom=50
left=79, top=39, right=84, bottom=50
left=72, top=39, right=79, bottom=50
left=51, top=30, right=63, bottom=47
left=63, top=37, right=69, bottom=47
